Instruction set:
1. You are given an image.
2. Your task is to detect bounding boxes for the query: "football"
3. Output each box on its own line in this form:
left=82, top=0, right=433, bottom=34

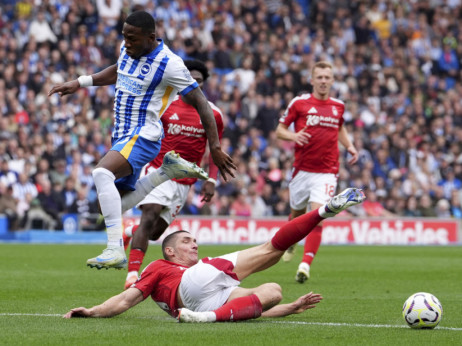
left=402, top=292, right=443, bottom=329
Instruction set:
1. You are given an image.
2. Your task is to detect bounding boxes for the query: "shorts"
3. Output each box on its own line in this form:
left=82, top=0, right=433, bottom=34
left=179, top=252, right=240, bottom=312
left=138, top=178, right=190, bottom=224
left=289, top=171, right=338, bottom=210
left=111, top=133, right=161, bottom=191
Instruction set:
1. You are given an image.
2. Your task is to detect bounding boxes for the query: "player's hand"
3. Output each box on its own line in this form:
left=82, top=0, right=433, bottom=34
left=63, top=307, right=91, bottom=318
left=347, top=145, right=359, bottom=165
left=294, top=126, right=311, bottom=146
left=291, top=292, right=323, bottom=314
left=200, top=181, right=216, bottom=202
left=48, top=80, right=80, bottom=97
left=210, top=148, right=236, bottom=182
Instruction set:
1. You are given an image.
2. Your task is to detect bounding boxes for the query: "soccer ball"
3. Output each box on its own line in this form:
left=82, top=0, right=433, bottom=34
left=402, top=292, right=443, bottom=329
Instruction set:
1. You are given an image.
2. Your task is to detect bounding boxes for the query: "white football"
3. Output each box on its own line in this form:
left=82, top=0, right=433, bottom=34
left=402, top=292, right=443, bottom=329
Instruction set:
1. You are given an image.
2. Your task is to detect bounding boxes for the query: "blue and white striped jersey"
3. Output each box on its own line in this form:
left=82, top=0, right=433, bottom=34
left=113, top=39, right=199, bottom=141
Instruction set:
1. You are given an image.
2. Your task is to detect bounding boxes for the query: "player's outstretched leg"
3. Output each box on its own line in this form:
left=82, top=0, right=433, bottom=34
left=161, top=151, right=208, bottom=180
left=271, top=188, right=365, bottom=253
left=86, top=247, right=127, bottom=270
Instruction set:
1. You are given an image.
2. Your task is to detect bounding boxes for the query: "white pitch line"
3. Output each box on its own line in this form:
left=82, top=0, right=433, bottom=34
left=1, top=313, right=461, bottom=331
left=0, top=313, right=62, bottom=317
left=267, top=320, right=462, bottom=331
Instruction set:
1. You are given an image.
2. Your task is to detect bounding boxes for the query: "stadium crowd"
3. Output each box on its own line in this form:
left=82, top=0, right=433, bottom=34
left=0, top=0, right=461, bottom=231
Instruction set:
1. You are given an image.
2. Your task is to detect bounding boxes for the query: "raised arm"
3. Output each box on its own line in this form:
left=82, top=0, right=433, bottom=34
left=63, top=287, right=144, bottom=319
left=261, top=292, right=323, bottom=318
left=183, top=88, right=236, bottom=181
left=48, top=64, right=118, bottom=97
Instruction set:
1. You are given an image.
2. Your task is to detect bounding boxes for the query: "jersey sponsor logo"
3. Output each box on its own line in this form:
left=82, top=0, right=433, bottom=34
left=169, top=113, right=180, bottom=120
left=117, top=74, right=143, bottom=95
left=307, top=106, right=318, bottom=114
left=167, top=123, right=205, bottom=137
left=306, top=115, right=340, bottom=128
left=140, top=63, right=152, bottom=76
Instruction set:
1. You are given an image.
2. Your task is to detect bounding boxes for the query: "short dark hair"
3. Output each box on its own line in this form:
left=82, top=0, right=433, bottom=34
left=125, top=11, right=156, bottom=34
left=184, top=59, right=210, bottom=82
left=162, top=230, right=189, bottom=260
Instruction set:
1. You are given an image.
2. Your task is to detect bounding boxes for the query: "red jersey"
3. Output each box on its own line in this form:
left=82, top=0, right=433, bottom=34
left=279, top=94, right=345, bottom=174
left=147, top=96, right=224, bottom=185
left=134, top=259, right=189, bottom=318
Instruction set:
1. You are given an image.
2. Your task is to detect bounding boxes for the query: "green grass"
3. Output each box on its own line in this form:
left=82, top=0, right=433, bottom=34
left=0, top=244, right=461, bottom=345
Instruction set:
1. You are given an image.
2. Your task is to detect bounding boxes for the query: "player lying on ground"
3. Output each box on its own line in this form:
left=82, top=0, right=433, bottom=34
left=63, top=188, right=365, bottom=322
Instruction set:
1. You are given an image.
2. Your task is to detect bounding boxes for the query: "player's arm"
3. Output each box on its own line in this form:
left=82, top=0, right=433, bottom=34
left=63, top=287, right=144, bottom=319
left=338, top=125, right=358, bottom=165
left=48, top=64, right=118, bottom=97
left=183, top=88, right=236, bottom=181
left=276, top=123, right=311, bottom=146
left=261, top=292, right=323, bottom=318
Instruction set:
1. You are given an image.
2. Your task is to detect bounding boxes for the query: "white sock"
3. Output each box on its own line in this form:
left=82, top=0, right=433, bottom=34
left=204, top=311, right=217, bottom=322
left=318, top=204, right=335, bottom=218
left=121, top=168, right=169, bottom=212
left=124, top=225, right=134, bottom=237
left=92, top=167, right=123, bottom=248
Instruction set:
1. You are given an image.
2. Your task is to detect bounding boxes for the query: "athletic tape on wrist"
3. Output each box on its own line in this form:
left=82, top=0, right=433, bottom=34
left=77, top=75, right=93, bottom=87
left=207, top=178, right=217, bottom=185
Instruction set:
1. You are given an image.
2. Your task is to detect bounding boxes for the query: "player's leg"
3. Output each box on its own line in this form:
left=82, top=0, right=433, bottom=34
left=125, top=203, right=167, bottom=289
left=87, top=135, right=161, bottom=269
left=178, top=284, right=280, bottom=323
left=87, top=150, right=132, bottom=270
left=121, top=151, right=208, bottom=212
left=233, top=188, right=366, bottom=281
left=281, top=208, right=305, bottom=262
left=296, top=174, right=337, bottom=283
left=282, top=171, right=310, bottom=262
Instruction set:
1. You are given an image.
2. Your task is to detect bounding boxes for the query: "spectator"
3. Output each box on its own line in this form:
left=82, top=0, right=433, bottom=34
left=229, top=190, right=252, bottom=217
left=0, top=183, right=19, bottom=230
left=28, top=9, right=57, bottom=44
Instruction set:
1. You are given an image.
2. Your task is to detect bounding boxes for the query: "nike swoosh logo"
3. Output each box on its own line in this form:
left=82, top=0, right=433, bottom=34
left=97, top=257, right=115, bottom=262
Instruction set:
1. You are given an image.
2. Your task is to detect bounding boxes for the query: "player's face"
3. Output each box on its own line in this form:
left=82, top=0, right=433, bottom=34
left=122, top=23, right=156, bottom=59
left=172, top=234, right=199, bottom=267
left=311, top=67, right=334, bottom=100
left=190, top=70, right=204, bottom=89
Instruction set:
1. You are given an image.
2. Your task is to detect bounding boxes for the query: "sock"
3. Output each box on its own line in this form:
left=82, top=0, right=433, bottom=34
left=213, top=294, right=262, bottom=322
left=128, top=248, right=145, bottom=273
left=121, top=168, right=169, bottom=212
left=92, top=167, right=123, bottom=248
left=125, top=224, right=139, bottom=238
left=271, top=209, right=324, bottom=251
left=302, top=225, right=323, bottom=265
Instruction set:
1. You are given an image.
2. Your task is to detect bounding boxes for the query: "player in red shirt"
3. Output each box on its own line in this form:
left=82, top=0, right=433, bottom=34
left=276, top=61, right=359, bottom=283
left=63, top=188, right=365, bottom=322
left=122, top=60, right=223, bottom=289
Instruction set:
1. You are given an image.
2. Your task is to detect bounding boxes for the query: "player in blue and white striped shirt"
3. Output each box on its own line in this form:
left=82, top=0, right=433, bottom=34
left=49, top=11, right=236, bottom=270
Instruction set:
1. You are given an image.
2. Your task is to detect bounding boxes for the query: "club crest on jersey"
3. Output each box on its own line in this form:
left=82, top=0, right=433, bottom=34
left=332, top=106, right=338, bottom=116
left=140, top=63, right=151, bottom=76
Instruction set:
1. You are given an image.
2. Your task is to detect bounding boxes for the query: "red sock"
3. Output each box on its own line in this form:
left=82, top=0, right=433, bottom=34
left=128, top=248, right=145, bottom=273
left=213, top=294, right=262, bottom=322
left=302, top=225, right=322, bottom=265
left=271, top=209, right=323, bottom=251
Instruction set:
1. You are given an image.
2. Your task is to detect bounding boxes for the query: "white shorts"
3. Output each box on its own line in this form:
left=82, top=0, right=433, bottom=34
left=137, top=179, right=190, bottom=225
left=289, top=171, right=338, bottom=210
left=179, top=252, right=240, bottom=312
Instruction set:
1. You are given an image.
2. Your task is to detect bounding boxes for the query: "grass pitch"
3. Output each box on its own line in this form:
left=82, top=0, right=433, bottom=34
left=0, top=243, right=461, bottom=345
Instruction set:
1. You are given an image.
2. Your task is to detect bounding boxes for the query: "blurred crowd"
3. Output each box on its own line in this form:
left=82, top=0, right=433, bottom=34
left=0, top=0, right=461, bottom=231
